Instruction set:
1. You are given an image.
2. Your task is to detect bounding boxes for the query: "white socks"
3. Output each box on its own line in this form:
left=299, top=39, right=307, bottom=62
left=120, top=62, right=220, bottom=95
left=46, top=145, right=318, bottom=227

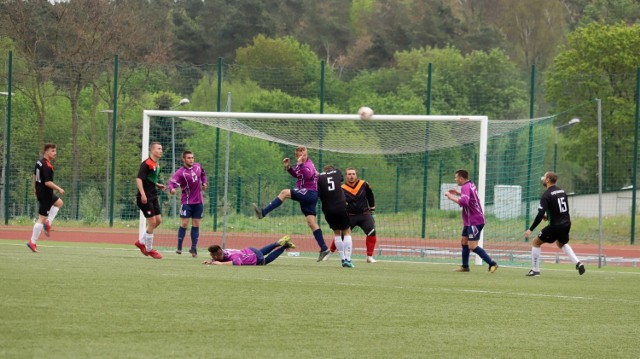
left=334, top=236, right=345, bottom=260
left=531, top=247, right=541, bottom=271
left=334, top=235, right=353, bottom=261
left=30, top=223, right=43, bottom=243
left=48, top=206, right=60, bottom=224
left=562, top=244, right=580, bottom=264
left=343, top=235, right=353, bottom=261
left=532, top=244, right=580, bottom=272
left=144, top=232, right=154, bottom=252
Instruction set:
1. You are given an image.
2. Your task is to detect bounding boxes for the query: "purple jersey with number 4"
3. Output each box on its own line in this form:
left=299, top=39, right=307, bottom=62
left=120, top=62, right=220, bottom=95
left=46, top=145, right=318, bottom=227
left=457, top=181, right=485, bottom=226
left=167, top=163, right=207, bottom=204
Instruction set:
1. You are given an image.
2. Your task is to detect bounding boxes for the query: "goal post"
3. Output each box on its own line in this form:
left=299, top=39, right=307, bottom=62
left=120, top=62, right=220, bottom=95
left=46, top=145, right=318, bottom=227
left=139, top=110, right=552, bottom=266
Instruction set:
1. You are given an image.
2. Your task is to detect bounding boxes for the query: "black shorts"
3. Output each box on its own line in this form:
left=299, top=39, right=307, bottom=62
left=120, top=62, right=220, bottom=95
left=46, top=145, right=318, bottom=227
left=348, top=213, right=376, bottom=236
left=137, top=197, right=162, bottom=218
left=37, top=194, right=59, bottom=217
left=323, top=208, right=350, bottom=231
left=538, top=223, right=571, bottom=245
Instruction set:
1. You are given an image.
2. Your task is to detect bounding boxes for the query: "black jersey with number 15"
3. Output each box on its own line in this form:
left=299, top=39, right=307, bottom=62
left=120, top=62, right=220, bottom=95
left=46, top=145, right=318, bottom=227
left=539, top=185, right=571, bottom=226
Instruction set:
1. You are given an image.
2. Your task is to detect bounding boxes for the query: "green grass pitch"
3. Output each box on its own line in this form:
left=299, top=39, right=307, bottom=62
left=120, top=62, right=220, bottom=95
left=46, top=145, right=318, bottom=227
left=1, top=240, right=639, bottom=358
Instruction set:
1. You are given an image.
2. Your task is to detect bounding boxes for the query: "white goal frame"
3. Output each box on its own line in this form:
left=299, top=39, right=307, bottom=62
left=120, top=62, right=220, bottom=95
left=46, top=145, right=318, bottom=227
left=140, top=110, right=488, bottom=264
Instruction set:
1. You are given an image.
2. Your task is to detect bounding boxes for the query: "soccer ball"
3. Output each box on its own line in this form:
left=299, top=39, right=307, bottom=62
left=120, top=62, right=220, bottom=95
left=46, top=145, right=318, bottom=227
left=358, top=106, right=374, bottom=120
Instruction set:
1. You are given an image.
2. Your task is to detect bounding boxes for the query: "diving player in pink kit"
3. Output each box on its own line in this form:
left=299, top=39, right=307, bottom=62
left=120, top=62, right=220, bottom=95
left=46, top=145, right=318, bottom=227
left=202, top=236, right=296, bottom=266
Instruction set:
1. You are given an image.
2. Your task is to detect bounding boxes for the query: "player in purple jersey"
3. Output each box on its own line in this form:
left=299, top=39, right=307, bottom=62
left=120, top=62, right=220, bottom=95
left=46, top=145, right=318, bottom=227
left=168, top=151, right=208, bottom=257
left=251, top=146, right=330, bottom=261
left=445, top=169, right=498, bottom=273
left=202, top=235, right=296, bottom=266
left=524, top=172, right=585, bottom=276
left=27, top=143, right=65, bottom=253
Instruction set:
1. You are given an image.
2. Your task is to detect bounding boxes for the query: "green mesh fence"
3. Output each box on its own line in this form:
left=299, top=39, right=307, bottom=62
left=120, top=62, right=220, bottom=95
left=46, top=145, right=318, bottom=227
left=1, top=55, right=640, bottom=266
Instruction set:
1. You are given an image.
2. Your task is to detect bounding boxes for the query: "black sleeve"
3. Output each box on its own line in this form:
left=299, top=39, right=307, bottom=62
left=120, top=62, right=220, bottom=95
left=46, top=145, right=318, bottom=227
left=137, top=162, right=148, bottom=180
left=365, top=182, right=375, bottom=207
left=529, top=193, right=549, bottom=231
left=40, top=165, right=53, bottom=183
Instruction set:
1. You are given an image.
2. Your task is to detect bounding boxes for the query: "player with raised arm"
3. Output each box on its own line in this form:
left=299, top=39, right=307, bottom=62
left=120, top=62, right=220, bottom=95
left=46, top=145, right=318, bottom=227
left=27, top=143, right=65, bottom=252
left=525, top=172, right=585, bottom=276
left=134, top=141, right=165, bottom=259
left=318, top=165, right=354, bottom=268
left=445, top=169, right=498, bottom=273
left=252, top=146, right=330, bottom=261
left=167, top=151, right=208, bottom=257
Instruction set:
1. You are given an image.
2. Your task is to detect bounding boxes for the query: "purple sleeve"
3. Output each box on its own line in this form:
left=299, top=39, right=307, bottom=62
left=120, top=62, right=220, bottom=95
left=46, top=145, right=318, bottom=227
left=167, top=168, right=185, bottom=191
left=458, top=183, right=470, bottom=207
left=199, top=164, right=208, bottom=185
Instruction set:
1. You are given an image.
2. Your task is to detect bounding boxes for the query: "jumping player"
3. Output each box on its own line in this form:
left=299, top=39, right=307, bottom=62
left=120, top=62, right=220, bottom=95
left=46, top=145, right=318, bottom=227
left=252, top=146, right=330, bottom=261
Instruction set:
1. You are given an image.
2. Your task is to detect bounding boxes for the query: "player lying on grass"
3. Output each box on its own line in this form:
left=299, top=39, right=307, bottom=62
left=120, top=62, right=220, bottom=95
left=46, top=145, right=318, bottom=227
left=202, top=235, right=296, bottom=266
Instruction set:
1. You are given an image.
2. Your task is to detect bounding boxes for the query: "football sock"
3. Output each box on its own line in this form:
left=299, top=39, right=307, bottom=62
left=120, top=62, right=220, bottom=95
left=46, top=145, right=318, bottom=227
left=313, top=228, right=328, bottom=251
left=262, top=197, right=283, bottom=217
left=334, top=236, right=345, bottom=260
left=264, top=245, right=287, bottom=265
left=365, top=235, right=377, bottom=257
left=145, top=232, right=154, bottom=252
left=472, top=246, right=494, bottom=265
left=330, top=239, right=337, bottom=253
left=531, top=246, right=541, bottom=271
left=343, top=235, right=353, bottom=260
left=461, top=244, right=470, bottom=267
left=177, top=226, right=187, bottom=250
left=48, top=206, right=60, bottom=224
left=562, top=244, right=580, bottom=264
left=259, top=242, right=279, bottom=255
left=31, top=223, right=43, bottom=243
left=190, top=226, right=199, bottom=249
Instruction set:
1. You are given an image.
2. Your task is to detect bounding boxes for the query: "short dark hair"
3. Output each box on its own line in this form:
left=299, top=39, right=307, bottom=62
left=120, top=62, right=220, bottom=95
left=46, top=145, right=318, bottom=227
left=208, top=245, right=222, bottom=253
left=150, top=141, right=161, bottom=149
left=323, top=164, right=335, bottom=172
left=182, top=150, right=193, bottom=158
left=545, top=172, right=558, bottom=184
left=43, top=143, right=56, bottom=153
left=455, top=169, right=469, bottom=180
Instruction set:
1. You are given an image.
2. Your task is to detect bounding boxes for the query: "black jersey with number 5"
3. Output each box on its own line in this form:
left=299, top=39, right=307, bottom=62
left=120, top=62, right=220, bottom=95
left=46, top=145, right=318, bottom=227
left=317, top=168, right=346, bottom=212
left=538, top=185, right=571, bottom=226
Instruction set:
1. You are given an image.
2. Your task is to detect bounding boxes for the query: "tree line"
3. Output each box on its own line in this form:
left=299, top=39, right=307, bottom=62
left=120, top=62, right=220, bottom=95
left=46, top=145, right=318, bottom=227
left=1, top=0, right=640, bottom=220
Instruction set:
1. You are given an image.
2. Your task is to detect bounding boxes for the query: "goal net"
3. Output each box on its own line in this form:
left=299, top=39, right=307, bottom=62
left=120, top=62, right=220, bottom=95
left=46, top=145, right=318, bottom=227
left=140, top=110, right=553, bottom=266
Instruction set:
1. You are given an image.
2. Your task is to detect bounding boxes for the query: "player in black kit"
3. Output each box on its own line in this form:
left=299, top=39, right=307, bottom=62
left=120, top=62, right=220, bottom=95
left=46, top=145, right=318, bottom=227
left=524, top=172, right=585, bottom=276
left=317, top=165, right=354, bottom=268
